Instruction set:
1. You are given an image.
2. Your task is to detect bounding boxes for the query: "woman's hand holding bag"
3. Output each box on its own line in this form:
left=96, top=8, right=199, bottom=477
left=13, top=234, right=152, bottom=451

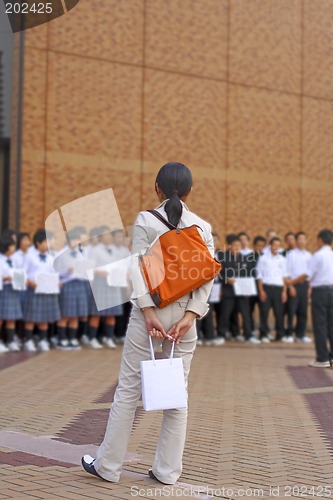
left=142, top=307, right=167, bottom=340
left=166, top=311, right=198, bottom=345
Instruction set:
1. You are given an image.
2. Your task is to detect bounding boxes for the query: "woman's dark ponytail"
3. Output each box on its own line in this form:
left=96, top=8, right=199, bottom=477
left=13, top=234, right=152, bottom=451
left=155, top=162, right=193, bottom=227
left=165, top=192, right=182, bottom=228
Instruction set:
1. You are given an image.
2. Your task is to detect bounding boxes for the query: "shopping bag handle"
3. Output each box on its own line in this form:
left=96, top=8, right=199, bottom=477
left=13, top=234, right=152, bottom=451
left=149, top=335, right=175, bottom=366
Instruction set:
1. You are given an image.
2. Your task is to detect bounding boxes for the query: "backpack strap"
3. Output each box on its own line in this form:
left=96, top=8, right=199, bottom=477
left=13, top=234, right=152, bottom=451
left=146, top=209, right=177, bottom=231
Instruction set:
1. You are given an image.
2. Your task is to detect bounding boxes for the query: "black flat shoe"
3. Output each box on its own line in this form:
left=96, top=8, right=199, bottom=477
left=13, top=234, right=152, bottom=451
left=148, top=468, right=170, bottom=485
left=81, top=455, right=104, bottom=480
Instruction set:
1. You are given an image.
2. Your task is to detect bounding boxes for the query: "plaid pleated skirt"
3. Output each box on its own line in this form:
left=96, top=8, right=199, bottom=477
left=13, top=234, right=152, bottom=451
left=23, top=287, right=61, bottom=323
left=89, top=276, right=123, bottom=317
left=59, top=279, right=89, bottom=318
left=0, top=284, right=23, bottom=320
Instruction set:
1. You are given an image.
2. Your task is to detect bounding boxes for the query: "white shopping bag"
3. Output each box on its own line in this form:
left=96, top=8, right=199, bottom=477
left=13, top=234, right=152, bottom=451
left=140, top=336, right=187, bottom=411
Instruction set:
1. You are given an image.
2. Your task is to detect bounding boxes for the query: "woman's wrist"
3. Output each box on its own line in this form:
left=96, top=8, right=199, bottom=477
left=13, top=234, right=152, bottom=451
left=185, top=310, right=199, bottom=320
left=140, top=306, right=155, bottom=313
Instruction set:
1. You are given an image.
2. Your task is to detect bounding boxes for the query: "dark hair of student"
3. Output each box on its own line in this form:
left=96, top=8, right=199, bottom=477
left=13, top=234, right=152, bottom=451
left=270, top=237, right=281, bottom=245
left=89, top=227, right=101, bottom=238
left=0, top=236, right=16, bottom=254
left=317, top=229, right=333, bottom=245
left=284, top=231, right=296, bottom=240
left=253, top=235, right=266, bottom=245
left=33, top=229, right=47, bottom=248
left=155, top=162, right=193, bottom=227
left=67, top=227, right=82, bottom=241
left=226, top=233, right=238, bottom=245
left=228, top=235, right=241, bottom=245
left=295, top=231, right=306, bottom=240
left=73, top=225, right=87, bottom=236
left=17, top=231, right=30, bottom=250
left=238, top=231, right=250, bottom=239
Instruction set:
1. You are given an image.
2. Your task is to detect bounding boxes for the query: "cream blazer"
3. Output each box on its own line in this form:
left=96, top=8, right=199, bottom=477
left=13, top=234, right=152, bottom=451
left=130, top=199, right=214, bottom=319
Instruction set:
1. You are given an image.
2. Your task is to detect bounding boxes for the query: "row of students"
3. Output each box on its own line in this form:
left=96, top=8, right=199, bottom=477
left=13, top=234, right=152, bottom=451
left=197, top=229, right=314, bottom=347
left=0, top=227, right=131, bottom=353
left=2, top=224, right=332, bottom=368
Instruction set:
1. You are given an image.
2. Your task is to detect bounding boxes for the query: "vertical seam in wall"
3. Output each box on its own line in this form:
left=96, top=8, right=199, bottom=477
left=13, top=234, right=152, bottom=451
left=60, top=0, right=67, bottom=13
left=139, top=0, right=146, bottom=211
left=16, top=29, right=25, bottom=231
left=300, top=0, right=304, bottom=231
left=43, top=24, right=50, bottom=226
left=225, top=0, right=231, bottom=233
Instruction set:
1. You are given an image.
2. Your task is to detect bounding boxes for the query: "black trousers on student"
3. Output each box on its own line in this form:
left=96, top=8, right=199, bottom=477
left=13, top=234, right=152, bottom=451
left=311, top=286, right=333, bottom=362
left=218, top=296, right=252, bottom=340
left=259, top=285, right=284, bottom=340
left=197, top=306, right=215, bottom=340
left=216, top=301, right=240, bottom=337
left=285, top=282, right=309, bottom=338
left=250, top=295, right=259, bottom=331
left=284, top=297, right=291, bottom=336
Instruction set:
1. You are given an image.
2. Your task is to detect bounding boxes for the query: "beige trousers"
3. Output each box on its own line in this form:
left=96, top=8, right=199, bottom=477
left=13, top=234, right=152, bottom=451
left=94, top=296, right=197, bottom=484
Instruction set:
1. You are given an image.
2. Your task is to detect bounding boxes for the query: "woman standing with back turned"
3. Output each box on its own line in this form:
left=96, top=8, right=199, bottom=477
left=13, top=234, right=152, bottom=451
left=81, top=162, right=215, bottom=485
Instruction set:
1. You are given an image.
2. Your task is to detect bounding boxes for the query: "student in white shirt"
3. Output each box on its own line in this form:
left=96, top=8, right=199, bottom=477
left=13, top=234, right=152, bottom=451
left=54, top=228, right=89, bottom=350
left=296, top=229, right=333, bottom=368
left=0, top=236, right=23, bottom=352
left=88, top=227, right=123, bottom=349
left=238, top=232, right=253, bottom=257
left=12, top=232, right=31, bottom=269
left=72, top=226, right=92, bottom=343
left=23, top=229, right=61, bottom=352
left=262, top=229, right=278, bottom=255
left=257, top=237, right=288, bottom=342
left=282, top=232, right=296, bottom=257
left=262, top=229, right=284, bottom=256
left=0, top=258, right=12, bottom=353
left=285, top=232, right=312, bottom=343
left=12, top=232, right=31, bottom=312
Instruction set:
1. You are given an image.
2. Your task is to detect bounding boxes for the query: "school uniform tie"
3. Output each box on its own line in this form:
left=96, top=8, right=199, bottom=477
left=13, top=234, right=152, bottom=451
left=39, top=254, right=47, bottom=262
left=70, top=250, right=77, bottom=258
left=6, top=258, right=13, bottom=268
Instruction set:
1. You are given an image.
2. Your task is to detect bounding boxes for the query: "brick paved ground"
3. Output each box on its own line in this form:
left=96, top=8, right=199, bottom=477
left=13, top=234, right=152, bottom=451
left=1, top=338, right=333, bottom=499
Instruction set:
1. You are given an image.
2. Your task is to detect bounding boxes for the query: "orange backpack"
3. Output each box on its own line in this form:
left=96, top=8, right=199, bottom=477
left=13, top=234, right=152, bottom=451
left=139, top=210, right=222, bottom=308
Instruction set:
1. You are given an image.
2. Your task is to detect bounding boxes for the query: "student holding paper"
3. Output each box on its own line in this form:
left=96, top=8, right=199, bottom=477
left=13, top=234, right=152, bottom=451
left=218, top=235, right=259, bottom=344
left=23, top=229, right=61, bottom=352
left=87, top=228, right=123, bottom=350
left=81, top=162, right=215, bottom=485
left=0, top=236, right=23, bottom=352
left=54, top=228, right=89, bottom=350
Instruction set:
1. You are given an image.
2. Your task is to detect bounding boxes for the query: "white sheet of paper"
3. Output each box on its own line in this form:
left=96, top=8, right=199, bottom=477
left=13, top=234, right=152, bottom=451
left=0, top=277, right=3, bottom=291
left=35, top=273, right=60, bottom=294
left=233, top=277, right=257, bottom=296
left=13, top=270, right=26, bottom=291
left=209, top=282, right=221, bottom=303
left=106, top=258, right=130, bottom=287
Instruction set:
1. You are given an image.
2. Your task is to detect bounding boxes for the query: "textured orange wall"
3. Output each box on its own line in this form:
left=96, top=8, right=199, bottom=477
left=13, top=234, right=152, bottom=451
left=10, top=0, right=333, bottom=249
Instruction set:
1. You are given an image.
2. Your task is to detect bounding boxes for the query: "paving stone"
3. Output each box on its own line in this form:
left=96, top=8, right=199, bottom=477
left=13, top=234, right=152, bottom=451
left=1, top=340, right=333, bottom=498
